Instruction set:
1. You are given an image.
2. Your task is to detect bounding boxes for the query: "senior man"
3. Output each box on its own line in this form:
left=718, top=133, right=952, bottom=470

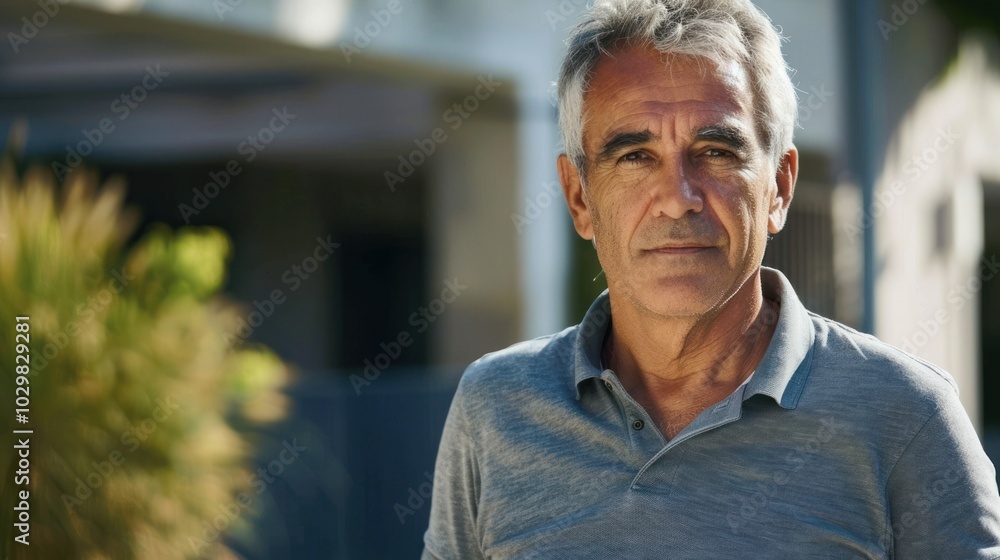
left=422, top=0, right=1000, bottom=557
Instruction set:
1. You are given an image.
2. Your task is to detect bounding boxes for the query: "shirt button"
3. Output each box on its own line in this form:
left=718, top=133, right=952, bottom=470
left=604, top=380, right=613, bottom=391
left=632, top=419, right=644, bottom=431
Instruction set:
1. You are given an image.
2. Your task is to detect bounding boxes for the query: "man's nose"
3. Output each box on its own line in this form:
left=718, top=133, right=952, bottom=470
left=648, top=158, right=704, bottom=219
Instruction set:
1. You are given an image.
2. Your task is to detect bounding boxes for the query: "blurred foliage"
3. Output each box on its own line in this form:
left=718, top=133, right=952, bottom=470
left=933, top=0, right=1000, bottom=41
left=0, top=163, right=291, bottom=559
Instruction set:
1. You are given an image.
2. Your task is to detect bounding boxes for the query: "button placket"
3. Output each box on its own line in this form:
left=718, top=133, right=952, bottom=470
left=602, top=373, right=665, bottom=452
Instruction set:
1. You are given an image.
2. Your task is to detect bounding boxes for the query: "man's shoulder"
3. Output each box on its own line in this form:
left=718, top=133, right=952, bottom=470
left=459, top=326, right=577, bottom=386
left=806, top=311, right=960, bottom=406
left=451, top=325, right=583, bottom=413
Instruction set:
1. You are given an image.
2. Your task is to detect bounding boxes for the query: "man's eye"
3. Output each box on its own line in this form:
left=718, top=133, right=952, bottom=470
left=705, top=148, right=734, bottom=159
left=619, top=152, right=648, bottom=165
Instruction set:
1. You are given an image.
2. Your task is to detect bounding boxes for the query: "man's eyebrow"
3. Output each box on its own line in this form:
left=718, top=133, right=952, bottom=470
left=693, top=125, right=751, bottom=153
left=596, top=129, right=657, bottom=161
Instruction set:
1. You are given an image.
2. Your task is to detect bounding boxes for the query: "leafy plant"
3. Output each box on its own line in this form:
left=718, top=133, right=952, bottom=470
left=0, top=163, right=290, bottom=559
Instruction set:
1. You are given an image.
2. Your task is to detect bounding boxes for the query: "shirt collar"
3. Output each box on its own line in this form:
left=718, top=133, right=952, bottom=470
left=572, top=266, right=815, bottom=409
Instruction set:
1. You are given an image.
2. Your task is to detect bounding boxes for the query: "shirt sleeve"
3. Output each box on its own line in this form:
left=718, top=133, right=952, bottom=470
left=887, top=391, right=1000, bottom=558
left=422, top=378, right=485, bottom=560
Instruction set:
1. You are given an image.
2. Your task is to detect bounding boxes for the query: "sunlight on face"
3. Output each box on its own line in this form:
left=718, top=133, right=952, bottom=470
left=580, top=44, right=779, bottom=318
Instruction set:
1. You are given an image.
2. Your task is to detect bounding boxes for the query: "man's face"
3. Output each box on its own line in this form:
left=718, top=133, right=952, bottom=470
left=559, top=43, right=796, bottom=318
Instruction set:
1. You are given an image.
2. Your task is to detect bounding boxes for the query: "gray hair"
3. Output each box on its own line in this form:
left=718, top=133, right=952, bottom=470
left=556, top=0, right=798, bottom=174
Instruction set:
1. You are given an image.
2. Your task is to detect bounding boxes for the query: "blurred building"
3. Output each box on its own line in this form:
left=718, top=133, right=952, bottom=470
left=2, top=0, right=999, bottom=557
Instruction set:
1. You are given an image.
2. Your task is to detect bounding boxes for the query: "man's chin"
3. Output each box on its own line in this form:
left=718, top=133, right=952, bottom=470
left=618, top=280, right=724, bottom=319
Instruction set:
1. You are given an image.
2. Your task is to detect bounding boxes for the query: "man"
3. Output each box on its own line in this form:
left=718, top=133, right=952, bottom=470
left=422, top=0, right=1000, bottom=557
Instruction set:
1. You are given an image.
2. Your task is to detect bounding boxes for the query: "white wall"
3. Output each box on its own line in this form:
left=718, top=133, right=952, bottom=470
left=875, top=41, right=1000, bottom=430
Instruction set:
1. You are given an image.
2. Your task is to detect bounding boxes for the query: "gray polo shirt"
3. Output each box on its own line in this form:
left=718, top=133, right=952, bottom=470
left=422, top=267, right=1000, bottom=559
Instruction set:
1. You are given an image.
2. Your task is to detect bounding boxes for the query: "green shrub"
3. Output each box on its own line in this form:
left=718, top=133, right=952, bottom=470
left=0, top=165, right=290, bottom=559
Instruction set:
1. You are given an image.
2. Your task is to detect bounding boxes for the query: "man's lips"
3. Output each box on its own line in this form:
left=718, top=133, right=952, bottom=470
left=646, top=245, right=713, bottom=254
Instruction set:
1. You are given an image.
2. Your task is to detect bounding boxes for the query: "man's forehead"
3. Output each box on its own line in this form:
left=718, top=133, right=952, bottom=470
left=586, top=44, right=751, bottom=106
left=583, top=45, right=754, bottom=144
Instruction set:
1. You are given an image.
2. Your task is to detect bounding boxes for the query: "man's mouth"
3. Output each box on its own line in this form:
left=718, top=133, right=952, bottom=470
left=647, top=245, right=712, bottom=254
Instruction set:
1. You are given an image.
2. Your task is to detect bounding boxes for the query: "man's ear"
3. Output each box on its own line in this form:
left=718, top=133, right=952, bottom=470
left=768, top=147, right=798, bottom=234
left=558, top=153, right=594, bottom=240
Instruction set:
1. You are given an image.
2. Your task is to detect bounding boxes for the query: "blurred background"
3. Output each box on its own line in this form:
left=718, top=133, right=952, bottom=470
left=1, top=0, right=999, bottom=557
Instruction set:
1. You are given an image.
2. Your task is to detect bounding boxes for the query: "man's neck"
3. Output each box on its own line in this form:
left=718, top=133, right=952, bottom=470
left=603, top=268, right=779, bottom=399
